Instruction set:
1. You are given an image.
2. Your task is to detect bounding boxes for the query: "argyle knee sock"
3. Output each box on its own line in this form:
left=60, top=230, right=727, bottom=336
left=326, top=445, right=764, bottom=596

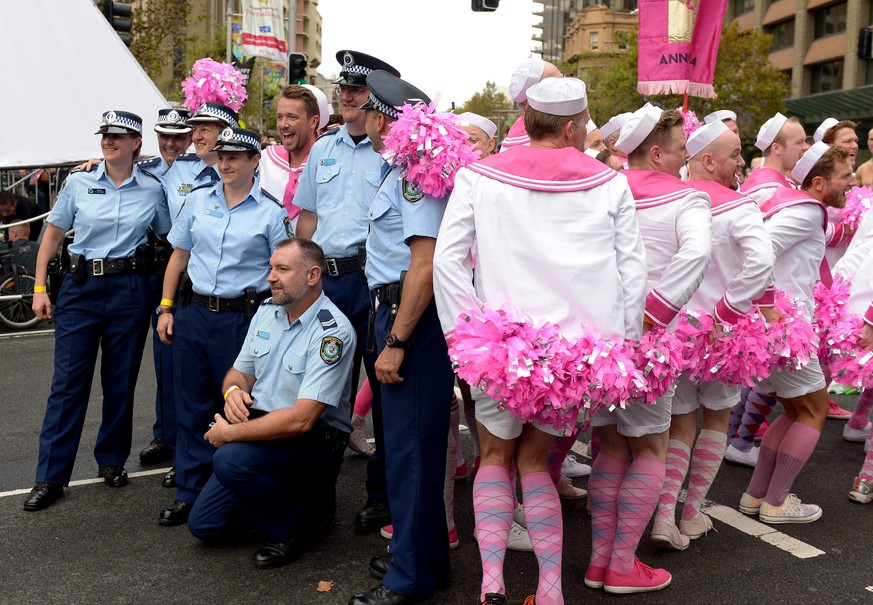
left=746, top=414, right=794, bottom=498
left=848, top=389, right=873, bottom=430
left=731, top=386, right=777, bottom=452
left=474, top=465, right=514, bottom=599
left=764, top=422, right=821, bottom=506
left=655, top=439, right=690, bottom=524
left=609, top=455, right=665, bottom=574
left=588, top=452, right=629, bottom=569
left=521, top=471, right=564, bottom=605
left=547, top=429, right=581, bottom=485
left=728, top=393, right=747, bottom=440
left=682, top=430, right=727, bottom=520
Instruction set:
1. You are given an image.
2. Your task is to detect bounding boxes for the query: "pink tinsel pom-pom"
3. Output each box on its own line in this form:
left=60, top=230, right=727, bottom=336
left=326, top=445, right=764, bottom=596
left=842, top=186, right=873, bottom=232
left=181, top=58, right=248, bottom=113
left=678, top=108, right=702, bottom=139
left=828, top=316, right=873, bottom=388
left=812, top=274, right=852, bottom=363
left=768, top=290, right=819, bottom=371
left=381, top=103, right=480, bottom=199
left=629, top=327, right=684, bottom=403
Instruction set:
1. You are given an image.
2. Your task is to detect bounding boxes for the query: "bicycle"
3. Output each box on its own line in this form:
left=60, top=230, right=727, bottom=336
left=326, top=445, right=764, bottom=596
left=0, top=240, right=41, bottom=330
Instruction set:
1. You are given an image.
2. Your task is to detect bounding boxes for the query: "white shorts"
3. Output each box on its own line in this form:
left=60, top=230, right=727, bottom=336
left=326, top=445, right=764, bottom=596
left=590, top=385, right=674, bottom=438
left=757, top=357, right=826, bottom=399
left=472, top=387, right=567, bottom=440
left=672, top=374, right=740, bottom=415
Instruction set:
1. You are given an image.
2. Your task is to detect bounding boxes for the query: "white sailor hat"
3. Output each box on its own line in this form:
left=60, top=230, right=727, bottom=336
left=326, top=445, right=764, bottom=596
left=615, top=103, right=662, bottom=154
left=704, top=110, right=737, bottom=124
left=301, top=84, right=332, bottom=130
left=687, top=120, right=729, bottom=159
left=791, top=141, right=830, bottom=183
left=459, top=112, right=497, bottom=140
left=154, top=108, right=192, bottom=134
left=187, top=102, right=239, bottom=128
left=600, top=112, right=633, bottom=141
left=813, top=117, right=839, bottom=143
left=95, top=110, right=143, bottom=135
left=211, top=127, right=262, bottom=153
left=586, top=119, right=597, bottom=135
left=509, top=54, right=546, bottom=103
left=360, top=70, right=431, bottom=120
left=755, top=112, right=788, bottom=151
left=526, top=77, right=588, bottom=116
left=335, top=50, right=400, bottom=87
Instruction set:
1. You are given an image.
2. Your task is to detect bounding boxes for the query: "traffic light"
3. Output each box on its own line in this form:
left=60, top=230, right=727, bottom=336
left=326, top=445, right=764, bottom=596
left=471, top=0, right=499, bottom=11
left=288, top=52, right=308, bottom=84
left=102, top=1, right=132, bottom=47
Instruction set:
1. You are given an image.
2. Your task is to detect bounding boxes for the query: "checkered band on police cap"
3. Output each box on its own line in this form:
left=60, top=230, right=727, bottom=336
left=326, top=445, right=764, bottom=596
left=95, top=110, right=143, bottom=135
left=212, top=127, right=261, bottom=152
left=189, top=103, right=239, bottom=127
left=364, top=92, right=399, bottom=119
left=155, top=108, right=192, bottom=134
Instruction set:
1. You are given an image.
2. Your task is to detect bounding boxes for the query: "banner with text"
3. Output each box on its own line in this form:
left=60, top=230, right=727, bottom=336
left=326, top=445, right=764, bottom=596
left=241, top=0, right=287, bottom=63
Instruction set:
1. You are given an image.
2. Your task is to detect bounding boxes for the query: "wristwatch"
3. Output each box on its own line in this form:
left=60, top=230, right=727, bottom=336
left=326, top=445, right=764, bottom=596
left=385, top=332, right=408, bottom=349
left=155, top=305, right=175, bottom=316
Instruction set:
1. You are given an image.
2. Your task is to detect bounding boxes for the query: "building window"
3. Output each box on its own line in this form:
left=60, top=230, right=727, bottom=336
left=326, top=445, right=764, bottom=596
left=813, top=2, right=847, bottom=38
left=810, top=60, right=843, bottom=93
left=733, top=0, right=754, bottom=18
left=590, top=31, right=599, bottom=50
left=768, top=19, right=794, bottom=51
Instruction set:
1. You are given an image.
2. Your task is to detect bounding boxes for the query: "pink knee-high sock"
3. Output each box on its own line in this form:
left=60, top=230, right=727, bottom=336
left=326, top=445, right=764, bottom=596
left=474, top=465, right=514, bottom=599
left=682, top=430, right=726, bottom=521
left=655, top=439, right=691, bottom=524
left=588, top=451, right=629, bottom=569
left=353, top=378, right=373, bottom=417
left=746, top=414, right=794, bottom=498
left=764, top=422, right=821, bottom=506
left=521, top=471, right=564, bottom=605
left=848, top=389, right=873, bottom=430
left=610, top=455, right=665, bottom=574
left=547, top=428, right=581, bottom=484
left=860, top=429, right=873, bottom=481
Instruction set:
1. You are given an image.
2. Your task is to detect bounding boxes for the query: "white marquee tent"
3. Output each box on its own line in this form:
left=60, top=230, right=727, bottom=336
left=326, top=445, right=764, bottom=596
left=0, top=0, right=170, bottom=169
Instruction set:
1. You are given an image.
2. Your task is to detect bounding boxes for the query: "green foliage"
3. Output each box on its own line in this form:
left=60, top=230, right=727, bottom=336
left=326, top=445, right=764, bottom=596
left=456, top=81, right=514, bottom=117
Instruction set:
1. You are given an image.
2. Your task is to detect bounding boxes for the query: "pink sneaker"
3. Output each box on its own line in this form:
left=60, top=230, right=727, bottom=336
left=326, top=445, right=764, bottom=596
left=584, top=564, right=607, bottom=589
left=828, top=400, right=852, bottom=419
left=604, top=558, right=672, bottom=594
left=382, top=524, right=460, bottom=549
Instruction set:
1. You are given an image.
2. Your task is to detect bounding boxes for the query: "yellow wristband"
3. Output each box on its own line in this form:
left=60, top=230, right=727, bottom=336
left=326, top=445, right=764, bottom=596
left=223, top=385, right=240, bottom=401
left=34, top=286, right=47, bottom=293
left=160, top=298, right=175, bottom=308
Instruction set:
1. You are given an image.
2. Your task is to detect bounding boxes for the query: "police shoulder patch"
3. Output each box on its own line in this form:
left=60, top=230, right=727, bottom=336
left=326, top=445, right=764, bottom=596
left=320, top=335, right=343, bottom=364
left=283, top=216, right=294, bottom=238
left=402, top=178, right=423, bottom=202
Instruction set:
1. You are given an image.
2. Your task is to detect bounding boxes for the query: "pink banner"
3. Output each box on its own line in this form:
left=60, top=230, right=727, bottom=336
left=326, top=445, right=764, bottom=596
left=637, top=0, right=728, bottom=98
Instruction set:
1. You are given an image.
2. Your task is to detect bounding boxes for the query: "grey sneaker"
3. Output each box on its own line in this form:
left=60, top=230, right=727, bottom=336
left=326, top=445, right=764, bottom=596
left=759, top=494, right=822, bottom=524
left=739, top=492, right=762, bottom=515
left=849, top=476, right=873, bottom=504
left=347, top=414, right=375, bottom=456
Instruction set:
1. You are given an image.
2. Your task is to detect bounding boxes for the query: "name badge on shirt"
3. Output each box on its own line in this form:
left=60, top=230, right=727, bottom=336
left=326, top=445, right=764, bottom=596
left=256, top=330, right=270, bottom=340
left=320, top=158, right=336, bottom=166
left=87, top=188, right=106, bottom=195
left=204, top=209, right=224, bottom=218
left=178, top=184, right=193, bottom=195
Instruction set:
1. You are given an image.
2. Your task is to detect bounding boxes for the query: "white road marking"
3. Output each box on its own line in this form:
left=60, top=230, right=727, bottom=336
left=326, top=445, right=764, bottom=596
left=0, top=328, right=54, bottom=339
left=705, top=504, right=826, bottom=559
left=0, top=467, right=171, bottom=499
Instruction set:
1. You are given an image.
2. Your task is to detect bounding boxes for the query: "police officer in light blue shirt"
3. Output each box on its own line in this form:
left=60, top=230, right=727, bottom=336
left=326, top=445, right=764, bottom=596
left=348, top=71, right=455, bottom=605
left=188, top=238, right=355, bottom=569
left=24, top=110, right=171, bottom=513
left=295, top=50, right=402, bottom=534
left=155, top=126, right=291, bottom=527
left=162, top=102, right=238, bottom=221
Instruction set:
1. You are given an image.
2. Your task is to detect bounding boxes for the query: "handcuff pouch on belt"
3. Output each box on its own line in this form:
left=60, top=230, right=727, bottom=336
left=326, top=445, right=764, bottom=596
left=68, top=253, right=86, bottom=283
left=177, top=271, right=193, bottom=307
left=47, top=256, right=65, bottom=304
left=368, top=270, right=408, bottom=353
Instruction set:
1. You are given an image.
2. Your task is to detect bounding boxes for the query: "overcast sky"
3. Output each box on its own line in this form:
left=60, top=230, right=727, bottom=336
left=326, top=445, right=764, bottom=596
left=316, top=1, right=542, bottom=111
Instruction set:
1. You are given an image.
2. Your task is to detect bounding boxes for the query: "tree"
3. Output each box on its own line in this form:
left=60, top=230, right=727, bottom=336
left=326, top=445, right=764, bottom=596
left=456, top=81, right=517, bottom=142
left=568, top=23, right=788, bottom=145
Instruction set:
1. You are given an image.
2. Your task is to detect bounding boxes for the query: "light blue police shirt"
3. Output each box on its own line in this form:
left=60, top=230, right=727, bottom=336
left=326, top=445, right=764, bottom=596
left=48, top=162, right=171, bottom=259
left=294, top=126, right=386, bottom=258
left=162, top=153, right=219, bottom=223
left=168, top=178, right=290, bottom=298
left=234, top=292, right=355, bottom=433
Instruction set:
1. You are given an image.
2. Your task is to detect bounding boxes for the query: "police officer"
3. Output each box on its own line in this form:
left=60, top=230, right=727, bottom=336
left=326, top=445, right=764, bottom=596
left=348, top=71, right=455, bottom=605
left=295, top=50, right=401, bottom=534
left=156, top=127, right=291, bottom=526
left=138, top=107, right=194, bottom=475
left=24, top=110, right=170, bottom=512
left=187, top=238, right=355, bottom=569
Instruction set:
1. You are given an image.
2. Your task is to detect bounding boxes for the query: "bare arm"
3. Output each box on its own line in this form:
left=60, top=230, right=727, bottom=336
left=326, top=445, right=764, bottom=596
left=296, top=209, right=317, bottom=240
left=156, top=247, right=190, bottom=344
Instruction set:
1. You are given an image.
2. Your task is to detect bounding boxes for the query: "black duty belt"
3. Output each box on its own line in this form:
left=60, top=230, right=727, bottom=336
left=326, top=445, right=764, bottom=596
left=375, top=282, right=402, bottom=306
left=324, top=256, right=359, bottom=277
left=85, top=257, right=137, bottom=276
left=191, top=292, right=246, bottom=312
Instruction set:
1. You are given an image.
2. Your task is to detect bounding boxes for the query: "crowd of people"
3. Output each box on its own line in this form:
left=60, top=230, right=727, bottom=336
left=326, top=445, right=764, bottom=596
left=16, top=47, right=873, bottom=605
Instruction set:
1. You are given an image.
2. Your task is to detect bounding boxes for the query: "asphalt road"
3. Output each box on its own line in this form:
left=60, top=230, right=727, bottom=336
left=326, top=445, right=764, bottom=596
left=2, top=328, right=873, bottom=604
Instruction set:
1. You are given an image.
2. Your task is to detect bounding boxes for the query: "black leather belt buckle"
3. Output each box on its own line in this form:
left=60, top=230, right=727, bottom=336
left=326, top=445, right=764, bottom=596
left=207, top=295, right=220, bottom=312
left=91, top=258, right=104, bottom=276
left=326, top=258, right=339, bottom=277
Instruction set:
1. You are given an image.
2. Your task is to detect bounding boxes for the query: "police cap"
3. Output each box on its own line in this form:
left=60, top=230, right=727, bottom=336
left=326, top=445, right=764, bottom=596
left=334, top=50, right=400, bottom=87
left=359, top=70, right=431, bottom=120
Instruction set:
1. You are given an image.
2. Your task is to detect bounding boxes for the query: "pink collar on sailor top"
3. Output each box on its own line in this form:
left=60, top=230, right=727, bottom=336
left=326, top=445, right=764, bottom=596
left=739, top=166, right=798, bottom=195
left=500, top=112, right=530, bottom=150
left=466, top=144, right=617, bottom=192
left=759, top=187, right=827, bottom=230
left=689, top=179, right=756, bottom=216
left=623, top=169, right=700, bottom=208
left=264, top=145, right=306, bottom=219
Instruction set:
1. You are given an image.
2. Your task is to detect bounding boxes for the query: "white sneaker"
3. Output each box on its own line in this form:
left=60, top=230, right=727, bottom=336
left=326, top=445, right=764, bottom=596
left=843, top=422, right=872, bottom=443
left=513, top=503, right=526, bottom=528
left=738, top=492, right=762, bottom=515
left=724, top=443, right=759, bottom=467
left=507, top=521, right=534, bottom=552
left=347, top=414, right=375, bottom=456
left=650, top=520, right=689, bottom=551
left=679, top=512, right=713, bottom=539
left=561, top=455, right=592, bottom=477
left=759, top=494, right=822, bottom=524
left=849, top=476, right=873, bottom=504
left=556, top=475, right=587, bottom=499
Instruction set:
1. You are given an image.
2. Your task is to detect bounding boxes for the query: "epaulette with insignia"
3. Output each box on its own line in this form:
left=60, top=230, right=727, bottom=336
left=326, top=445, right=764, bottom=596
left=261, top=296, right=274, bottom=306
left=137, top=156, right=162, bottom=168
left=317, top=308, right=337, bottom=330
left=260, top=188, right=282, bottom=208
left=175, top=153, right=199, bottom=161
